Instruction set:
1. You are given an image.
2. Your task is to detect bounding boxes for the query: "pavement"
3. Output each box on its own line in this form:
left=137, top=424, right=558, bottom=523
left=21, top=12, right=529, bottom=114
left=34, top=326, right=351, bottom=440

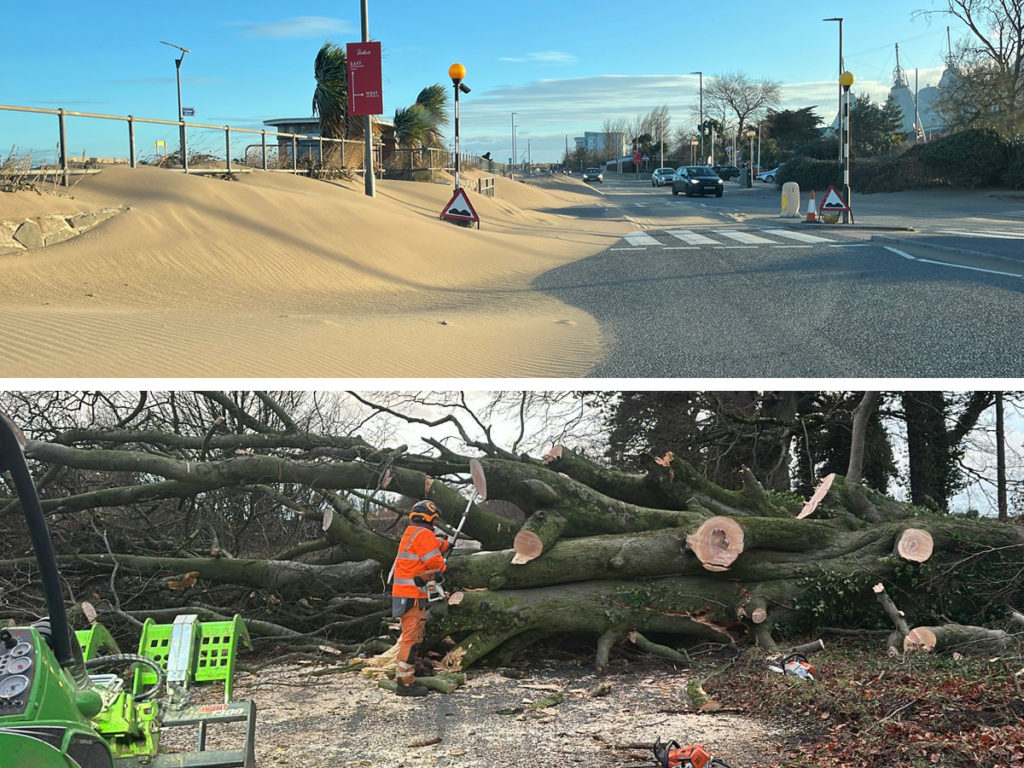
left=533, top=173, right=1024, bottom=378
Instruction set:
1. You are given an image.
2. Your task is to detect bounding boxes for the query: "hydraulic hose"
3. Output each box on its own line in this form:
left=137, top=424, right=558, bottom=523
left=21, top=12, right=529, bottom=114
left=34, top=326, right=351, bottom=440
left=0, top=412, right=75, bottom=671
left=85, top=653, right=165, bottom=702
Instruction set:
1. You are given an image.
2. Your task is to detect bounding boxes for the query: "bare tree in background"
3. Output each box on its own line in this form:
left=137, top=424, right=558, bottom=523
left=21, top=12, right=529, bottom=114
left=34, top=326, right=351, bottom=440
left=919, top=0, right=1024, bottom=136
left=705, top=72, right=781, bottom=146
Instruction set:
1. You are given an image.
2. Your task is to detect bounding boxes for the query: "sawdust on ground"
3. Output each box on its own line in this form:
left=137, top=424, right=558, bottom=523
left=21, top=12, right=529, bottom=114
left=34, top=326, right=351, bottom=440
left=0, top=168, right=629, bottom=377
left=163, top=658, right=782, bottom=768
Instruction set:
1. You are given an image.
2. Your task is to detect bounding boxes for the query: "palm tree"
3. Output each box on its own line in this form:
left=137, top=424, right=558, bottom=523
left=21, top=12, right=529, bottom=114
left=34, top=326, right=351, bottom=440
left=393, top=84, right=450, bottom=148
left=312, top=42, right=362, bottom=140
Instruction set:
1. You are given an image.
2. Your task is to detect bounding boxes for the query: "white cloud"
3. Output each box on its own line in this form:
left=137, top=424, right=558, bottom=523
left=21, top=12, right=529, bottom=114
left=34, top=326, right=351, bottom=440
left=500, top=51, right=578, bottom=64
left=227, top=16, right=353, bottom=40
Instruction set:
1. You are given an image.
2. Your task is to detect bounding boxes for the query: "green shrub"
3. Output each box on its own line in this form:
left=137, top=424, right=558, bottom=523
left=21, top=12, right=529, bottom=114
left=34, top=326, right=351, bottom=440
left=776, top=157, right=841, bottom=191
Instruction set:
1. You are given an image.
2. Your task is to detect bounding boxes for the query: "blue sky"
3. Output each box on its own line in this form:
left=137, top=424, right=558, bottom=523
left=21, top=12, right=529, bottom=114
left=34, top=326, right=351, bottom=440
left=1, top=0, right=962, bottom=163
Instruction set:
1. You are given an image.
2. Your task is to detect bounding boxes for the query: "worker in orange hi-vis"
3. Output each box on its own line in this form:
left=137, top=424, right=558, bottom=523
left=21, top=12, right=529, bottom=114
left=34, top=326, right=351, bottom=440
left=390, top=500, right=449, bottom=696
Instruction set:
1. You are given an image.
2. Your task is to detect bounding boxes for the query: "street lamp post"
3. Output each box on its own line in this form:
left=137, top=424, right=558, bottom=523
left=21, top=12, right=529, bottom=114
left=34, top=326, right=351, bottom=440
left=824, top=17, right=844, bottom=169
left=360, top=0, right=375, bottom=198
left=511, top=112, right=516, bottom=180
left=449, top=63, right=470, bottom=191
left=159, top=40, right=190, bottom=171
left=690, top=139, right=697, bottom=165
left=690, top=71, right=703, bottom=163
left=757, top=122, right=762, bottom=176
left=746, top=129, right=755, bottom=187
left=840, top=70, right=855, bottom=223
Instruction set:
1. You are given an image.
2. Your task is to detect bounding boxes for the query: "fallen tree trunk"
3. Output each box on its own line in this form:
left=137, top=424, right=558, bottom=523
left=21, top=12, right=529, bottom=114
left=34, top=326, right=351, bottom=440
left=903, top=624, right=1014, bottom=655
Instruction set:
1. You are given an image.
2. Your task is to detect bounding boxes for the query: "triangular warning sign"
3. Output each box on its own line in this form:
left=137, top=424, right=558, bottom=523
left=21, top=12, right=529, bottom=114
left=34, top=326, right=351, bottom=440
left=440, top=187, right=480, bottom=226
left=818, top=185, right=849, bottom=212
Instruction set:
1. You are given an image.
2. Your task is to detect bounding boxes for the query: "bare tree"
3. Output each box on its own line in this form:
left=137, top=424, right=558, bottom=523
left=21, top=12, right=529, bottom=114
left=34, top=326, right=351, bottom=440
left=705, top=72, right=781, bottom=145
left=919, top=0, right=1024, bottom=136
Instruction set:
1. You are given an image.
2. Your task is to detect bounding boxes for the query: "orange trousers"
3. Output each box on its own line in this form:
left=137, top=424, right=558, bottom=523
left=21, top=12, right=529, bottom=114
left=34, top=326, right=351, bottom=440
left=396, top=602, right=427, bottom=684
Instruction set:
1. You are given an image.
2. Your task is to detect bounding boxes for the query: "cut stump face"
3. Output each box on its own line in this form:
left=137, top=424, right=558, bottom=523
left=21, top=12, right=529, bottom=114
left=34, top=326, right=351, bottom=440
left=686, top=516, right=745, bottom=572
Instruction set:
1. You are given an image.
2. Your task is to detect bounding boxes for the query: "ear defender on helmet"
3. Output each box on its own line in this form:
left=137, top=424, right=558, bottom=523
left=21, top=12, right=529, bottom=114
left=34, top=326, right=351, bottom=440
left=409, top=500, right=440, bottom=523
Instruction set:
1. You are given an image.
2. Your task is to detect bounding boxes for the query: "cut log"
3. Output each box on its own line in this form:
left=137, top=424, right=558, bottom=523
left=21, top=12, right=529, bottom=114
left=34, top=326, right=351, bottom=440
left=627, top=631, right=690, bottom=667
left=904, top=624, right=1012, bottom=655
left=894, top=528, right=934, bottom=562
left=873, top=583, right=909, bottom=654
left=1011, top=609, right=1024, bottom=628
left=686, top=516, right=745, bottom=571
left=511, top=510, right=568, bottom=565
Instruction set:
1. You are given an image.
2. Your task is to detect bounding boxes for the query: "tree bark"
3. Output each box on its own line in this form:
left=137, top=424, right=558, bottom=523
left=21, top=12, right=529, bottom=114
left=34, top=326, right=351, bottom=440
left=904, top=624, right=1013, bottom=655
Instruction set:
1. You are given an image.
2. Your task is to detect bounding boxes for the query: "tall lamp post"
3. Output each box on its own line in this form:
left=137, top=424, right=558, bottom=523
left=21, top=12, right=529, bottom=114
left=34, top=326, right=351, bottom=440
left=823, top=17, right=844, bottom=169
left=449, top=63, right=470, bottom=191
left=840, top=70, right=855, bottom=223
left=159, top=40, right=190, bottom=171
left=511, top=112, right=516, bottom=179
left=690, top=139, right=697, bottom=165
left=360, top=0, right=375, bottom=198
left=690, top=71, right=703, bottom=163
left=746, top=129, right=755, bottom=187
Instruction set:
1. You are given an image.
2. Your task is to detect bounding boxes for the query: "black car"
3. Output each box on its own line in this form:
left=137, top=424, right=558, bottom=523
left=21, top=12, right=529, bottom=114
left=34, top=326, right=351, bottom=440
left=672, top=166, right=725, bottom=197
left=714, top=165, right=740, bottom=180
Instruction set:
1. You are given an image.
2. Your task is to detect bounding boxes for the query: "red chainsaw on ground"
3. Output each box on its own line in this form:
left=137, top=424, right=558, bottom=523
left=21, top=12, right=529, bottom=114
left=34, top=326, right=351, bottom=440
left=621, top=738, right=734, bottom=768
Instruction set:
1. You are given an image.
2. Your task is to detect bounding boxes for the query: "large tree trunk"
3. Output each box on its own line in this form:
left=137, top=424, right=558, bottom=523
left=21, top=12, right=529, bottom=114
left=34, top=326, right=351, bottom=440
left=4, top=410, right=1022, bottom=672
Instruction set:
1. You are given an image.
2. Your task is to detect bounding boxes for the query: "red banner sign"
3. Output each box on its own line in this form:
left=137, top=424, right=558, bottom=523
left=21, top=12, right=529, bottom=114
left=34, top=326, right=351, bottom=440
left=347, top=41, right=383, bottom=116
left=633, top=151, right=642, bottom=165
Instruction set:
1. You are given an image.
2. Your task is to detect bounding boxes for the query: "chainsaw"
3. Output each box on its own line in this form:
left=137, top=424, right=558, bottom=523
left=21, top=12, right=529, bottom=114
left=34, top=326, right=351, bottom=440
left=621, top=738, right=733, bottom=768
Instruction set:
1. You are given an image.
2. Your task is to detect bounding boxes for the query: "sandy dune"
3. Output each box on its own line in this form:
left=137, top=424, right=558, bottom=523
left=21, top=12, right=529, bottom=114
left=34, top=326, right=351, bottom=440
left=0, top=167, right=629, bottom=377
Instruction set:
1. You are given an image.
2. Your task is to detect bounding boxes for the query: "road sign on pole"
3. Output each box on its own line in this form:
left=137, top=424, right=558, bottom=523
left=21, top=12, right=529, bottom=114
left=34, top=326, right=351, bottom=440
left=181, top=107, right=195, bottom=117
left=347, top=41, right=383, bottom=115
left=819, top=185, right=850, bottom=212
left=440, top=187, right=480, bottom=228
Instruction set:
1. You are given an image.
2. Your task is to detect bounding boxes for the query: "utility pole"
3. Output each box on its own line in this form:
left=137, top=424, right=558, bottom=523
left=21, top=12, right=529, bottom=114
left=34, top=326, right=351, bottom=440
left=824, top=18, right=843, bottom=169
left=511, top=112, right=516, bottom=180
left=691, top=71, right=703, bottom=163
left=360, top=0, right=375, bottom=197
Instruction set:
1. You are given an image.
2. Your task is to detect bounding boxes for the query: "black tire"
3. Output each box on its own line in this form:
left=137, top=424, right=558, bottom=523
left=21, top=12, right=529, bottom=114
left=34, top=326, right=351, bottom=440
left=716, top=190, right=723, bottom=197
left=672, top=188, right=678, bottom=195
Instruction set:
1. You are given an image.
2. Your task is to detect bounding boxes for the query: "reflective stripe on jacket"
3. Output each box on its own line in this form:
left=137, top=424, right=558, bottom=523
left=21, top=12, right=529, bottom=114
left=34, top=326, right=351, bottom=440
left=391, top=522, right=448, bottom=598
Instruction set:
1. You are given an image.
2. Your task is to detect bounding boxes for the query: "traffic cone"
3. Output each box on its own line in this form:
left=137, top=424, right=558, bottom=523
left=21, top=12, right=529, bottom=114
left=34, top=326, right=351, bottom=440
left=804, top=190, right=818, bottom=223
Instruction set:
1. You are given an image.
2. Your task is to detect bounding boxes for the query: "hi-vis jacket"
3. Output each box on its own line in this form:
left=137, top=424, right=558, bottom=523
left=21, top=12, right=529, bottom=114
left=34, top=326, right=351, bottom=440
left=391, top=522, right=448, bottom=598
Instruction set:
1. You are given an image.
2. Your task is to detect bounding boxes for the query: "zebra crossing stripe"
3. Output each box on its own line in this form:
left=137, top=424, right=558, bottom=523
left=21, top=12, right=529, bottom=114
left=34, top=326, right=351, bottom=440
left=667, top=230, right=717, bottom=245
left=759, top=228, right=836, bottom=244
left=624, top=232, right=661, bottom=246
left=714, top=230, right=776, bottom=245
left=938, top=229, right=1024, bottom=240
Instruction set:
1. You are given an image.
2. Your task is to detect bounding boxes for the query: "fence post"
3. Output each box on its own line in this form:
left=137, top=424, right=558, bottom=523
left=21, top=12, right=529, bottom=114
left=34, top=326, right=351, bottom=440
left=291, top=135, right=297, bottom=173
left=261, top=130, right=267, bottom=170
left=318, top=135, right=323, bottom=169
left=225, top=126, right=231, bottom=173
left=57, top=108, right=68, bottom=186
left=128, top=116, right=136, bottom=168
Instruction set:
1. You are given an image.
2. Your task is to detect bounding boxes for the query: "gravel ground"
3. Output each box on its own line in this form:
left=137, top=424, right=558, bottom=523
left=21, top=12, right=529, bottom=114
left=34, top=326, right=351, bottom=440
left=162, top=657, right=782, bottom=767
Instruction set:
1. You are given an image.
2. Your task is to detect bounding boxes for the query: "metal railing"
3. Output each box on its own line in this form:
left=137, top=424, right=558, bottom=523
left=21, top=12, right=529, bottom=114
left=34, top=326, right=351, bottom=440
left=477, top=177, right=495, bottom=197
left=1, top=102, right=507, bottom=188
left=0, top=103, right=374, bottom=185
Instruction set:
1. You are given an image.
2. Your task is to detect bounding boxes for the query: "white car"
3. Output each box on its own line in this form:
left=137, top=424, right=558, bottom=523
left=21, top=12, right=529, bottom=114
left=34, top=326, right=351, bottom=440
left=651, top=167, right=675, bottom=187
left=757, top=167, right=779, bottom=183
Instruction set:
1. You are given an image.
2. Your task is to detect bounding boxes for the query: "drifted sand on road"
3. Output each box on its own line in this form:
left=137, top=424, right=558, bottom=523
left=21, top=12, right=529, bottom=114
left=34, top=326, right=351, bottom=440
left=0, top=166, right=628, bottom=377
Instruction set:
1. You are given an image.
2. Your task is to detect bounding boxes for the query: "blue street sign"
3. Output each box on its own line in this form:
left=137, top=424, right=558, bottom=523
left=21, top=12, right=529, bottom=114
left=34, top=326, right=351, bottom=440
left=181, top=107, right=196, bottom=117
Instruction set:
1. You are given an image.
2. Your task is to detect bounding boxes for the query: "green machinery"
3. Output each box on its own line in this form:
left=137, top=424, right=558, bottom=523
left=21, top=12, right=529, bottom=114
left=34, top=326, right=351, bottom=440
left=0, top=412, right=257, bottom=767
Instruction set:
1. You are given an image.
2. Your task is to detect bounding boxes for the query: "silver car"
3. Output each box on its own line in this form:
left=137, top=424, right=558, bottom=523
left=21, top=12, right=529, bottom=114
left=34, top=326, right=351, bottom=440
left=651, top=167, right=675, bottom=187
left=583, top=167, right=604, bottom=183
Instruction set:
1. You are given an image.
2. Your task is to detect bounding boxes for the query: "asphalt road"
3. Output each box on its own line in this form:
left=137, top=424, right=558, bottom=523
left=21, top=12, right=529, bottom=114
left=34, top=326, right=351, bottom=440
left=535, top=173, right=1024, bottom=377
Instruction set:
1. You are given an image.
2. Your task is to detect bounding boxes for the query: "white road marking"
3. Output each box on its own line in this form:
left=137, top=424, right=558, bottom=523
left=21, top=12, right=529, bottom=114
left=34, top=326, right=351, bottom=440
left=917, top=259, right=1023, bottom=278
left=610, top=247, right=645, bottom=251
left=771, top=245, right=812, bottom=248
left=714, top=230, right=776, bottom=245
left=760, top=228, right=835, bottom=244
left=829, top=243, right=869, bottom=248
left=937, top=229, right=1024, bottom=240
left=883, top=246, right=1023, bottom=277
left=667, top=230, right=718, bottom=245
left=663, top=246, right=698, bottom=250
left=624, top=232, right=661, bottom=246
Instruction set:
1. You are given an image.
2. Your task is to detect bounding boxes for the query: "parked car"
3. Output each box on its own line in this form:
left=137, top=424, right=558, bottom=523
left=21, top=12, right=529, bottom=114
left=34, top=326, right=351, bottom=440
left=651, top=167, right=675, bottom=187
left=714, top=165, right=740, bottom=180
left=671, top=166, right=724, bottom=197
left=756, top=167, right=779, bottom=183
left=582, top=167, right=604, bottom=183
